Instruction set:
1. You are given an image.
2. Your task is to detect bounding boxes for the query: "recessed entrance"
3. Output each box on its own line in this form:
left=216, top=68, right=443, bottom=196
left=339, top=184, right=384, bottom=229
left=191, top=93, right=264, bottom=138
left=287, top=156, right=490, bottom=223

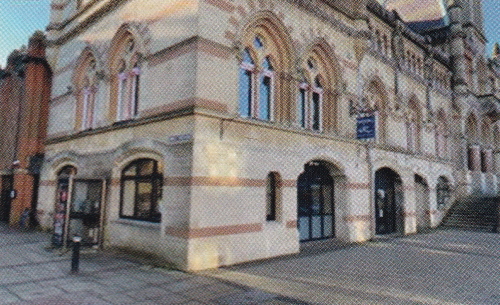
left=297, top=162, right=334, bottom=242
left=374, top=167, right=403, bottom=235
left=53, top=166, right=106, bottom=248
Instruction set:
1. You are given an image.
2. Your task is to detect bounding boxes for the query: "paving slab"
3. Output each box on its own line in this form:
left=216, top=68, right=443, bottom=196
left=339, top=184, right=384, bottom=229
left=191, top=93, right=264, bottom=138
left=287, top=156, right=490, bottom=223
left=2, top=222, right=500, bottom=304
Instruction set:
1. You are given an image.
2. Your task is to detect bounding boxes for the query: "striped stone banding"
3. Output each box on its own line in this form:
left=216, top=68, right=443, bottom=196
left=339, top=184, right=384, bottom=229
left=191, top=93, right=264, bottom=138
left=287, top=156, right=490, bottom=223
left=343, top=215, right=371, bottom=222
left=165, top=222, right=262, bottom=239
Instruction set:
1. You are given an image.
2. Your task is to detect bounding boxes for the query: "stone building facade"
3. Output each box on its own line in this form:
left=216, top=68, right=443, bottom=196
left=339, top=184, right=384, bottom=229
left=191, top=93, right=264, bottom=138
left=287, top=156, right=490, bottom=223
left=0, top=32, right=52, bottom=227
left=39, top=0, right=500, bottom=270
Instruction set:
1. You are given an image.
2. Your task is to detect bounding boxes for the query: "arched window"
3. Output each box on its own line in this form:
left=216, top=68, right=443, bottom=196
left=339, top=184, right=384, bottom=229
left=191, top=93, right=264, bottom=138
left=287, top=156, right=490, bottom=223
left=299, top=55, right=329, bottom=132
left=112, top=36, right=141, bottom=122
left=365, top=80, right=388, bottom=143
left=407, top=99, right=421, bottom=152
left=120, top=159, right=163, bottom=222
left=266, top=172, right=281, bottom=221
left=75, top=53, right=98, bottom=130
left=238, top=36, right=275, bottom=121
left=81, top=59, right=97, bottom=130
left=238, top=14, right=294, bottom=125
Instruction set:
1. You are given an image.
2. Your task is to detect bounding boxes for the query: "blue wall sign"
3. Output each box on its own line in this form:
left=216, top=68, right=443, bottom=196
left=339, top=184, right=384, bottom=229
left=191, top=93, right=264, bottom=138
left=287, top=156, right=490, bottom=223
left=357, top=115, right=376, bottom=139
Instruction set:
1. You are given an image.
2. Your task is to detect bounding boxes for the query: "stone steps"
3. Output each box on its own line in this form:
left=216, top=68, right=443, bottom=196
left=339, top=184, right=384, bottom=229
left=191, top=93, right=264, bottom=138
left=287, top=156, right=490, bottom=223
left=440, top=197, right=499, bottom=233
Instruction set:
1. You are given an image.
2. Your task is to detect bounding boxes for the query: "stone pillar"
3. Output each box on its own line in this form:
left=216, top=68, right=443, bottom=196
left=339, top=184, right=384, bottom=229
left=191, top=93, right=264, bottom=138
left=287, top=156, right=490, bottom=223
left=428, top=186, right=439, bottom=228
left=485, top=149, right=493, bottom=173
left=402, top=174, right=417, bottom=235
left=468, top=144, right=481, bottom=171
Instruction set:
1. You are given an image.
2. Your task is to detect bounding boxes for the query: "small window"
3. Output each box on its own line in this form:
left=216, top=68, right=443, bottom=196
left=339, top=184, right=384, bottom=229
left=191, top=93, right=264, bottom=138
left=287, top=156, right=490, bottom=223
left=120, top=159, right=163, bottom=222
left=307, top=58, right=316, bottom=70
left=266, top=172, right=281, bottom=221
left=254, top=36, right=264, bottom=49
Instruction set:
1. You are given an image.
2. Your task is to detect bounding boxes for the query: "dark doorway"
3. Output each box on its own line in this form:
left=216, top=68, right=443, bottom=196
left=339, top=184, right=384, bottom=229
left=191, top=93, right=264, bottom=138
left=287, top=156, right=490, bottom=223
left=297, top=162, right=334, bottom=242
left=0, top=175, right=14, bottom=222
left=53, top=166, right=106, bottom=248
left=375, top=168, right=402, bottom=235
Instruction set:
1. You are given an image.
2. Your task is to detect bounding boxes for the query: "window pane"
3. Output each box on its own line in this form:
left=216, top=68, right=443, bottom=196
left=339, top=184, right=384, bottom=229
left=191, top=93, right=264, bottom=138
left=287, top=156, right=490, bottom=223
left=254, top=36, right=264, bottom=49
left=138, top=160, right=155, bottom=176
left=132, top=74, right=140, bottom=117
left=136, top=182, right=153, bottom=218
left=299, top=88, right=306, bottom=128
left=322, top=185, right=332, bottom=214
left=122, top=180, right=136, bottom=217
left=118, top=77, right=127, bottom=120
left=259, top=76, right=271, bottom=120
left=312, top=92, right=321, bottom=131
left=123, top=164, right=137, bottom=176
left=239, top=69, right=252, bottom=117
left=263, top=57, right=273, bottom=70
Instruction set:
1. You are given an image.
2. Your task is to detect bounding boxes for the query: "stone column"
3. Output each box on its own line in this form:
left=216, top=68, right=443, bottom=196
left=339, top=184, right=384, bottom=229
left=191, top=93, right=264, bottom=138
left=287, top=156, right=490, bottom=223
left=468, top=144, right=481, bottom=171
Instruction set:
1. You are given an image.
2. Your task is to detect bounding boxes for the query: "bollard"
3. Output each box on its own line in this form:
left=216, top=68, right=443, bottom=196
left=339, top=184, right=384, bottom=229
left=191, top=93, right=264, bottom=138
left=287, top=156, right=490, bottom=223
left=71, top=235, right=82, bottom=273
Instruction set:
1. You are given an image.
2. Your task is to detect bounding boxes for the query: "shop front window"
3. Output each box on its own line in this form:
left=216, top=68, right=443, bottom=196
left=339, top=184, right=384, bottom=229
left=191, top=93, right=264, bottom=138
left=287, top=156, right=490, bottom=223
left=120, top=159, right=163, bottom=222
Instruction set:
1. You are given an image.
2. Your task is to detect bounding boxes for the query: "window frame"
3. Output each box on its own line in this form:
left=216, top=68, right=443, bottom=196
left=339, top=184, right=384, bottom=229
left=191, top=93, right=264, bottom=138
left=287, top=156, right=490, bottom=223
left=266, top=172, right=281, bottom=221
left=119, top=159, right=163, bottom=223
left=238, top=38, right=275, bottom=122
left=113, top=37, right=141, bottom=122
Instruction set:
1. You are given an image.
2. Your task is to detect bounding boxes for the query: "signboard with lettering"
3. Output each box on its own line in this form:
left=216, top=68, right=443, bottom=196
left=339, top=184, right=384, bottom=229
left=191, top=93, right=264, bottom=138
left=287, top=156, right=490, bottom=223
left=357, top=115, right=376, bottom=139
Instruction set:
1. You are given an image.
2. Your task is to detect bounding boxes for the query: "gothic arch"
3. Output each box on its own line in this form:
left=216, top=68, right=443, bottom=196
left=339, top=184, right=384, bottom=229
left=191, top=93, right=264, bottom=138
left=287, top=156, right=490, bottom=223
left=237, top=11, right=295, bottom=124
left=73, top=47, right=101, bottom=130
left=365, top=77, right=390, bottom=143
left=108, top=25, right=145, bottom=122
left=298, top=39, right=342, bottom=133
left=407, top=96, right=423, bottom=152
left=465, top=112, right=479, bottom=142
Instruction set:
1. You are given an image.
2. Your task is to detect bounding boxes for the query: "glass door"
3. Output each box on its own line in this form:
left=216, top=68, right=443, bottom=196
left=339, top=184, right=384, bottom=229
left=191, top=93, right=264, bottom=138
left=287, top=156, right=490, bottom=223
left=298, top=163, right=334, bottom=242
left=69, top=180, right=105, bottom=247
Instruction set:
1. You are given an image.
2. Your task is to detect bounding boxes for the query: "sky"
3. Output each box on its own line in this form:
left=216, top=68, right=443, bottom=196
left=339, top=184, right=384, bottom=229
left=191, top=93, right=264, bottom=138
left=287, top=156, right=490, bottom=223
left=0, top=0, right=499, bottom=67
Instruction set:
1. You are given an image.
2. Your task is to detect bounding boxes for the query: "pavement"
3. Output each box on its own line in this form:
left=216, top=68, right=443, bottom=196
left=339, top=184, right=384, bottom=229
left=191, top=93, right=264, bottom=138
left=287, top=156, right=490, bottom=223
left=0, top=223, right=306, bottom=305
left=1, top=223, right=500, bottom=305
left=206, top=230, right=500, bottom=305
